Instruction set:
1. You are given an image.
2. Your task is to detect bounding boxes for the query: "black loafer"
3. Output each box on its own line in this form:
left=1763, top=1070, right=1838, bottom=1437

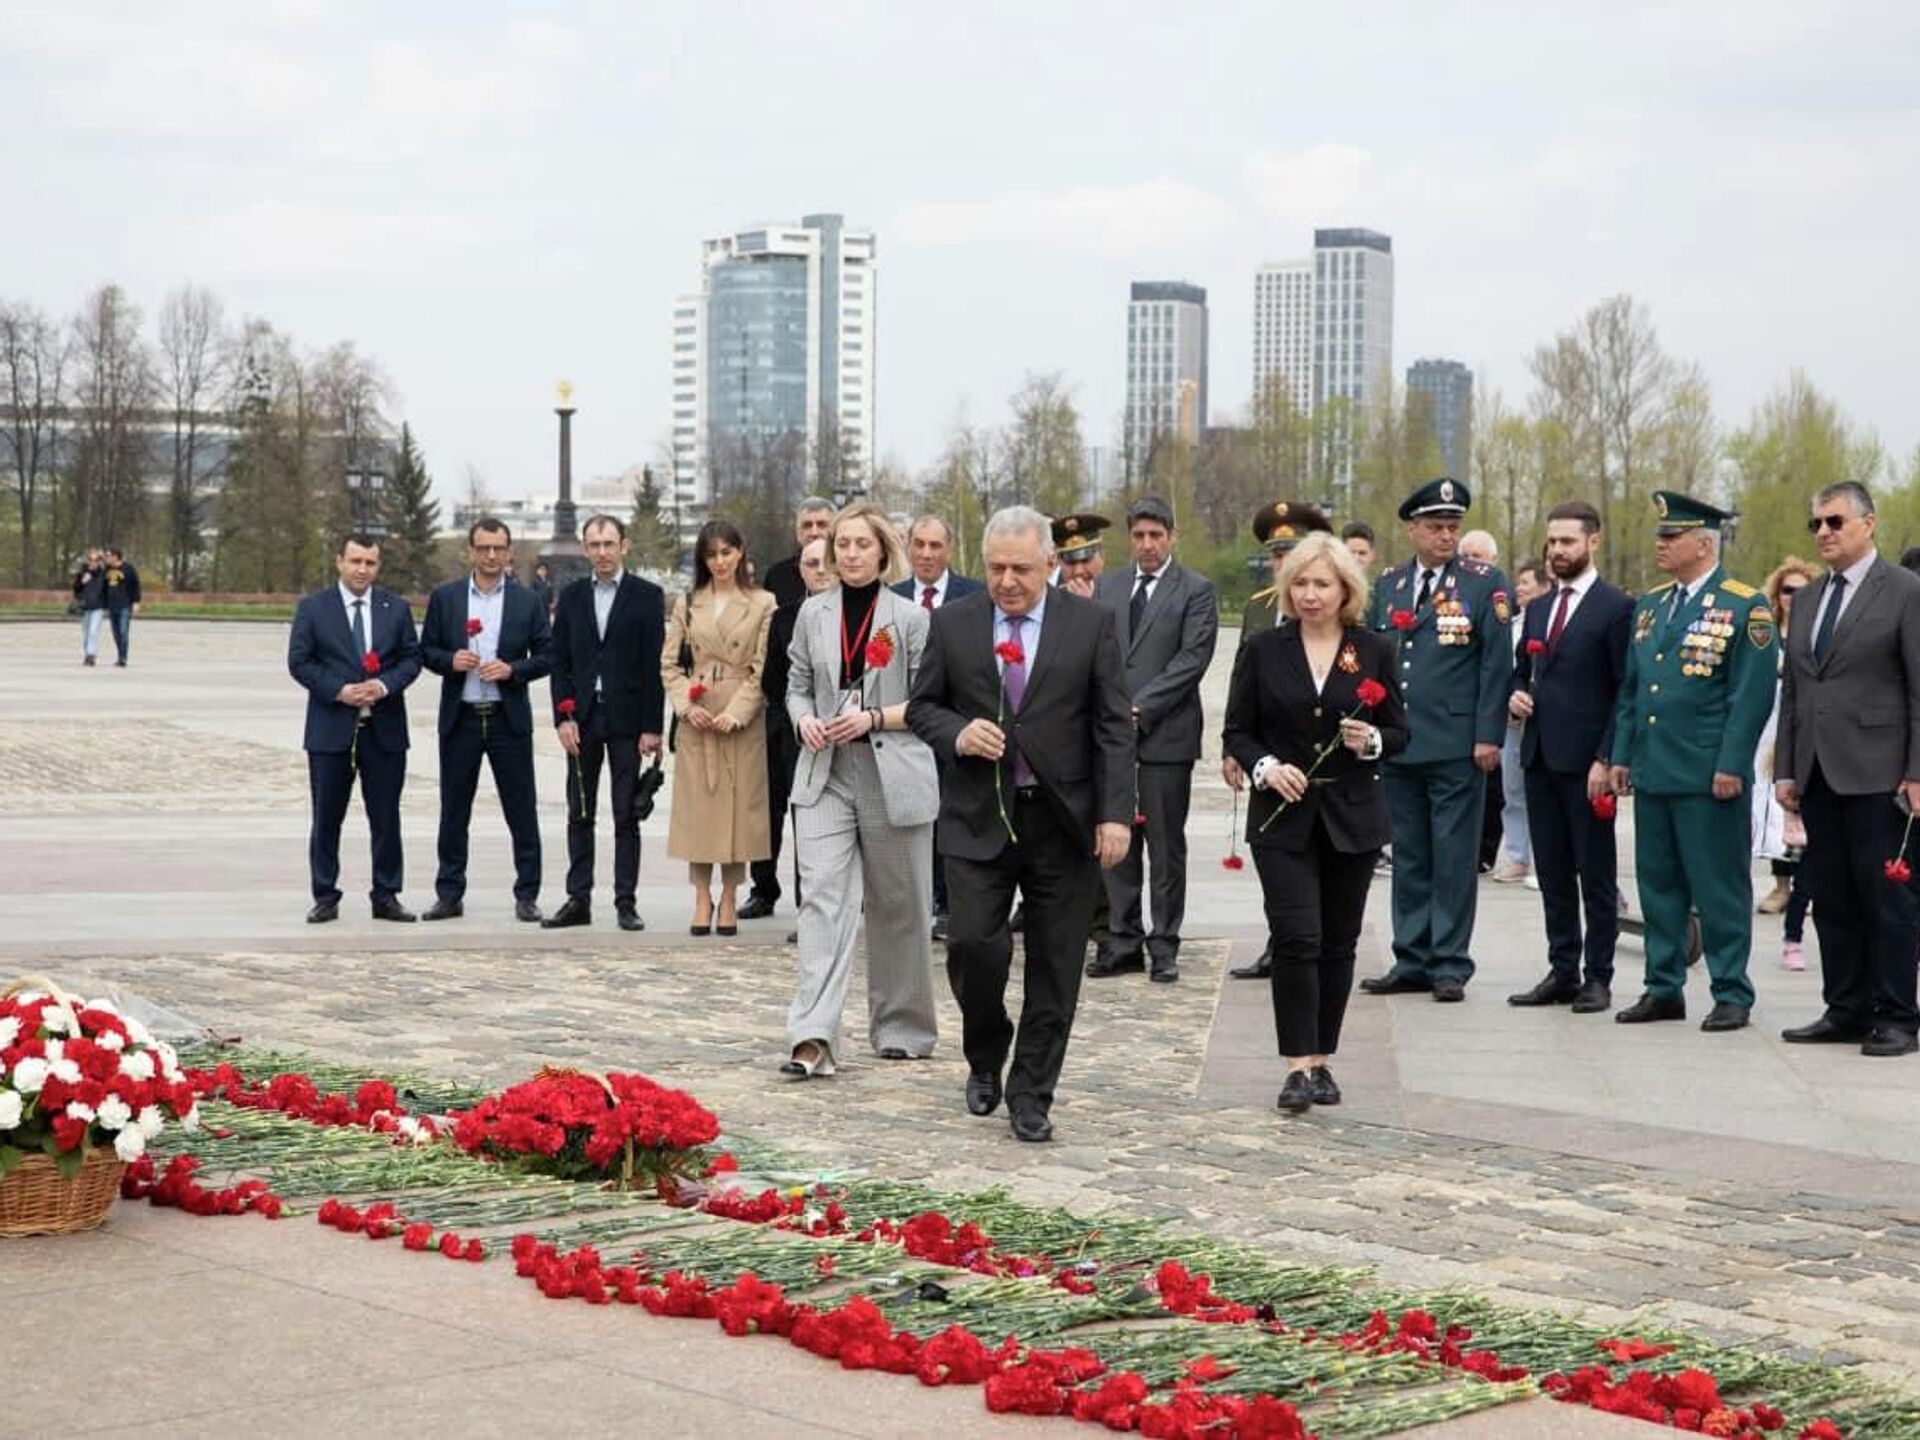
left=616, top=907, right=645, bottom=932
left=371, top=899, right=416, bottom=923
left=1863, top=1028, right=1920, bottom=1057
left=541, top=898, right=591, bottom=929
left=1616, top=993, right=1686, bottom=1024
left=1507, top=975, right=1578, bottom=1007
left=1276, top=1071, right=1313, bottom=1113
left=306, top=900, right=339, bottom=924
left=931, top=913, right=949, bottom=943
left=1308, top=1065, right=1341, bottom=1106
left=1230, top=947, right=1273, bottom=980
left=515, top=900, right=543, bottom=923
left=1359, top=972, right=1431, bottom=995
left=1431, top=978, right=1466, bottom=1003
left=965, top=1070, right=1002, bottom=1117
left=1009, top=1108, right=1053, bottom=1143
left=1781, top=1017, right=1869, bottom=1044
left=421, top=898, right=463, bottom=922
left=1571, top=981, right=1613, bottom=1014
left=1149, top=963, right=1179, bottom=984
left=877, top=1047, right=912, bottom=1061
left=1700, top=1002, right=1751, bottom=1032
left=737, top=894, right=777, bottom=920
left=1086, top=951, right=1145, bottom=978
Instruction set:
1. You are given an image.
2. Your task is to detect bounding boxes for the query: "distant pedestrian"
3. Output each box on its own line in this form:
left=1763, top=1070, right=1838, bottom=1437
left=1342, top=522, right=1377, bottom=575
left=72, top=548, right=107, bottom=666
left=530, top=561, right=556, bottom=617
left=103, top=547, right=141, bottom=666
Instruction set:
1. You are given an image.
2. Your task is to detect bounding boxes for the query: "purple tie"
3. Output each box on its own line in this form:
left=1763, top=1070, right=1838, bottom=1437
left=1002, top=615, right=1033, bottom=786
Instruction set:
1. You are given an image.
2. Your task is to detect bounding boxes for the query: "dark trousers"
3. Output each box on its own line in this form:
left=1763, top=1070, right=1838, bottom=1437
left=1384, top=758, right=1485, bottom=983
left=1253, top=825, right=1376, bottom=1058
left=436, top=705, right=541, bottom=903
left=565, top=708, right=640, bottom=907
left=1523, top=764, right=1618, bottom=984
left=108, top=607, right=132, bottom=663
left=946, top=791, right=1098, bottom=1116
left=1103, top=759, right=1192, bottom=963
left=1777, top=859, right=1813, bottom=944
left=750, top=718, right=798, bottom=904
left=1802, top=767, right=1920, bottom=1033
left=1479, top=766, right=1503, bottom=870
left=308, top=729, right=405, bottom=905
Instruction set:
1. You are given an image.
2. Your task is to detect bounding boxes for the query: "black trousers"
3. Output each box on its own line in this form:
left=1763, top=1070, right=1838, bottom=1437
left=750, top=717, right=799, bottom=904
left=436, top=705, right=541, bottom=903
left=565, top=708, right=641, bottom=906
left=1104, top=759, right=1191, bottom=963
left=308, top=728, right=405, bottom=905
left=945, top=791, right=1098, bottom=1116
left=1252, top=824, right=1376, bottom=1058
left=1802, top=766, right=1920, bottom=1033
left=1523, top=764, right=1618, bottom=984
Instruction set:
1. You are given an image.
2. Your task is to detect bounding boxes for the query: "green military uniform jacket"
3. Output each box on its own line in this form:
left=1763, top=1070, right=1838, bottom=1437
left=1239, top=585, right=1282, bottom=645
left=1368, top=556, right=1514, bottom=766
left=1608, top=566, right=1776, bottom=794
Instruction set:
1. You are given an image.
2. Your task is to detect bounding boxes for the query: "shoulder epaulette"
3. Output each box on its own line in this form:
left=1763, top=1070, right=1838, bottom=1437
left=1249, top=584, right=1279, bottom=605
left=1456, top=558, right=1492, bottom=577
left=1644, top=581, right=1676, bottom=596
left=1721, top=579, right=1759, bottom=598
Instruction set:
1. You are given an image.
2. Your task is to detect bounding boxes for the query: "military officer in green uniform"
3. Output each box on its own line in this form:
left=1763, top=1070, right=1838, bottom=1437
left=1607, top=491, right=1776, bottom=1031
left=1053, top=513, right=1110, bottom=597
left=1225, top=499, right=1333, bottom=980
left=1360, top=477, right=1513, bottom=1002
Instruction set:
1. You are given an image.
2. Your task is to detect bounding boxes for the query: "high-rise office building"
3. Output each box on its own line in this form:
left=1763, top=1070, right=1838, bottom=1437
left=1406, top=358, right=1474, bottom=480
left=1124, top=281, right=1208, bottom=480
left=1311, top=228, right=1394, bottom=414
left=669, top=212, right=875, bottom=511
left=1251, top=260, right=1313, bottom=416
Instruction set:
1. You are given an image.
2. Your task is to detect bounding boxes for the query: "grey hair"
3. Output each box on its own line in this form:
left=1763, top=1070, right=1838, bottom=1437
left=795, top=496, right=835, bottom=517
left=908, top=514, right=953, bottom=544
left=1815, top=481, right=1875, bottom=517
left=983, top=505, right=1055, bottom=559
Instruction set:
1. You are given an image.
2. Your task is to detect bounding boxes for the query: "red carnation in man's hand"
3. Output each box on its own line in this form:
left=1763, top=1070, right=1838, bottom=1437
left=362, top=651, right=381, bottom=676
left=1390, top=609, right=1416, bottom=630
left=465, top=618, right=484, bottom=638
left=1591, top=792, right=1618, bottom=821
left=994, top=639, right=1025, bottom=666
left=1355, top=678, right=1388, bottom=709
left=556, top=698, right=577, bottom=718
left=1526, top=639, right=1546, bottom=656
left=1887, top=858, right=1913, bottom=885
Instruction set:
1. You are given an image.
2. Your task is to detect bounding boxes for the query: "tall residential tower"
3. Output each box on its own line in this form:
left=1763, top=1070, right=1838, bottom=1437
left=1124, top=281, right=1208, bottom=481
left=1406, top=358, right=1474, bottom=480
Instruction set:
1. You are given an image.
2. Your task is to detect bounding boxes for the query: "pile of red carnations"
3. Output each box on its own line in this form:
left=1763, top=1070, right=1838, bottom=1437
left=0, top=987, right=199, bottom=1177
left=185, top=1063, right=440, bottom=1146
left=316, top=1197, right=486, bottom=1262
left=120, top=1153, right=283, bottom=1218
left=1544, top=1363, right=1805, bottom=1436
left=449, top=1068, right=720, bottom=1185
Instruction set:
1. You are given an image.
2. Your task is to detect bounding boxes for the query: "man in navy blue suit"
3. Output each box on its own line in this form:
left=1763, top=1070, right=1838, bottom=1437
left=1506, top=501, right=1635, bottom=1012
left=287, top=534, right=424, bottom=923
left=418, top=517, right=554, bottom=923
left=886, top=515, right=984, bottom=939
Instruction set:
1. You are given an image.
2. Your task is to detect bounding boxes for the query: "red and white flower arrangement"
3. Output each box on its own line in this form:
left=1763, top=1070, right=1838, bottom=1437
left=449, top=1067, right=720, bottom=1188
left=0, top=988, right=199, bottom=1179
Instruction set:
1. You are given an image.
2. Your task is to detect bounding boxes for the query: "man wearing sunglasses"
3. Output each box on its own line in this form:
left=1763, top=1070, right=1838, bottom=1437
left=1774, top=482, right=1920, bottom=1057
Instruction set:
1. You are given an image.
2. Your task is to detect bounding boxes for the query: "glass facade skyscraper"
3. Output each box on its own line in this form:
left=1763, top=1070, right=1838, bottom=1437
left=1124, top=281, right=1208, bottom=482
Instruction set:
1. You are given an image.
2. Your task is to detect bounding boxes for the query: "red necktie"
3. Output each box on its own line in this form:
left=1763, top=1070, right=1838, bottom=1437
left=921, top=585, right=936, bottom=612
left=1545, top=586, right=1573, bottom=648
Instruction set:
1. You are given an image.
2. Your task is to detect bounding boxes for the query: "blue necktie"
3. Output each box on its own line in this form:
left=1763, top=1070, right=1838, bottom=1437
left=1812, top=574, right=1847, bottom=663
left=351, top=598, right=368, bottom=657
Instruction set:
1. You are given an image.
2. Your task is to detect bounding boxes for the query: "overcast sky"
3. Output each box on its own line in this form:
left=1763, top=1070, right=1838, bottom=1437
left=6, top=1, right=1916, bottom=501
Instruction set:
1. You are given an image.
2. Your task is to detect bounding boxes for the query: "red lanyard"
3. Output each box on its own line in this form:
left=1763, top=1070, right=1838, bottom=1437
left=840, top=589, right=881, bottom=686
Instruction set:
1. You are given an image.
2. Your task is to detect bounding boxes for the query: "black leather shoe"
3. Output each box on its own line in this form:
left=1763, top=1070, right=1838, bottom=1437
left=1863, top=1028, right=1920, bottom=1057
left=1276, top=1071, right=1313, bottom=1113
left=1308, top=1065, right=1341, bottom=1106
left=421, top=898, right=464, bottom=922
left=306, top=900, right=338, bottom=924
left=515, top=900, right=543, bottom=923
left=1616, top=993, right=1686, bottom=1024
left=1700, top=1002, right=1751, bottom=1032
left=877, top=1047, right=912, bottom=1061
left=965, top=1070, right=1002, bottom=1117
left=1230, top=946, right=1274, bottom=980
left=1009, top=1108, right=1053, bottom=1143
left=1431, top=977, right=1466, bottom=1003
left=541, top=897, right=591, bottom=929
left=616, top=907, right=645, bottom=932
left=1571, top=981, right=1613, bottom=1014
left=371, top=899, right=416, bottom=923
left=1149, top=962, right=1179, bottom=984
left=1086, top=951, right=1145, bottom=978
left=738, top=894, right=776, bottom=920
left=1508, top=974, right=1578, bottom=1007
left=785, top=930, right=798, bottom=944
left=1359, top=971, right=1431, bottom=995
left=1782, top=1017, right=1869, bottom=1044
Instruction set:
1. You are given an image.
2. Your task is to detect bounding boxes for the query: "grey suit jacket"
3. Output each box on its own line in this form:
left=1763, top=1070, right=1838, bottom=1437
left=786, top=584, right=940, bottom=826
left=1096, top=560, right=1219, bottom=763
left=1776, top=555, right=1920, bottom=795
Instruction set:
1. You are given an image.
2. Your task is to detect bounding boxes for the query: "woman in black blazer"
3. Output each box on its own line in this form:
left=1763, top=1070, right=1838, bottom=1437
left=1224, top=533, right=1408, bottom=1113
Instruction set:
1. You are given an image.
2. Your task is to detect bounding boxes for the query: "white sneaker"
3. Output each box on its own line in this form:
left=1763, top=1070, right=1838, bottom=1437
left=1492, top=861, right=1532, bottom=884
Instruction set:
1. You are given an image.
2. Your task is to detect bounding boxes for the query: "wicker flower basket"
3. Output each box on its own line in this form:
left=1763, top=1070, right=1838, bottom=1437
left=0, top=1147, right=125, bottom=1236
left=0, top=975, right=127, bottom=1236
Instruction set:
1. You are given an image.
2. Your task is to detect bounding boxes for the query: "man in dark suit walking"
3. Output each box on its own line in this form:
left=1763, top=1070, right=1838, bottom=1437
left=909, top=506, right=1134, bottom=1143
left=545, top=514, right=667, bottom=932
left=418, top=517, right=552, bottom=922
left=1506, top=501, right=1635, bottom=1014
left=1089, top=495, right=1218, bottom=983
left=1777, top=482, right=1920, bottom=1057
left=287, top=534, right=423, bottom=923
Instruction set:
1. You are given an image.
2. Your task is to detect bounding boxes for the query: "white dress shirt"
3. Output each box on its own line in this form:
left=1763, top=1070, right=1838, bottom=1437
left=337, top=582, right=388, bottom=698
left=461, top=575, right=506, bottom=704
left=1807, top=547, right=1878, bottom=641
left=915, top=569, right=952, bottom=609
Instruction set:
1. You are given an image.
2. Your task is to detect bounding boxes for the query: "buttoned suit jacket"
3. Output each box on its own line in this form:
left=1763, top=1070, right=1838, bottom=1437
left=1094, top=560, right=1219, bottom=763
left=891, top=572, right=985, bottom=607
left=549, top=573, right=667, bottom=737
left=287, top=585, right=421, bottom=755
left=1775, top=555, right=1920, bottom=795
left=786, top=584, right=940, bottom=827
left=419, top=578, right=554, bottom=739
left=1512, top=577, right=1633, bottom=773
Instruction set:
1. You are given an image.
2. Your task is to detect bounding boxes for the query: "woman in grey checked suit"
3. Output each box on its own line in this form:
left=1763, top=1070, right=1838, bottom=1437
left=782, top=503, right=941, bottom=1078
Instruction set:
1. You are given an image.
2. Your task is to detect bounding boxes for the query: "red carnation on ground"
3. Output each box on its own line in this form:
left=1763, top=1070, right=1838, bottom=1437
left=866, top=632, right=895, bottom=669
left=362, top=651, right=381, bottom=676
left=1592, top=792, right=1618, bottom=821
left=688, top=683, right=708, bottom=703
left=1391, top=609, right=1416, bottom=630
left=1356, top=677, right=1388, bottom=709
left=993, top=639, right=1025, bottom=666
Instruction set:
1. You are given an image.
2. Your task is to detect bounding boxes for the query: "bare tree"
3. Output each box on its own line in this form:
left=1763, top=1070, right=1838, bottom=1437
left=311, top=342, right=393, bottom=535
left=0, top=301, right=67, bottom=586
left=69, top=284, right=154, bottom=553
left=156, top=285, right=229, bottom=589
left=998, top=372, right=1087, bottom=517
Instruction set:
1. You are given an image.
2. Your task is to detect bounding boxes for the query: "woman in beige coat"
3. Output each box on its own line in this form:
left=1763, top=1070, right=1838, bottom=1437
left=663, top=520, right=775, bottom=934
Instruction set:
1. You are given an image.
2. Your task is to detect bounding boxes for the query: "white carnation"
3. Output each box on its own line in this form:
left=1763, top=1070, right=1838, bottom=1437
left=10, top=1057, right=48, bottom=1094
left=180, top=1102, right=200, bottom=1133
left=42, top=1038, right=63, bottom=1065
left=118, top=1051, right=155, bottom=1083
left=0, top=1016, right=18, bottom=1048
left=96, top=1029, right=126, bottom=1053
left=136, top=1105, right=164, bottom=1139
left=112, top=1126, right=146, bottom=1162
left=0, top=1092, right=21, bottom=1129
left=65, top=1101, right=96, bottom=1123
left=96, top=1095, right=132, bottom=1131
left=48, top=1057, right=80, bottom=1085
left=39, top=1006, right=70, bottom=1036
left=122, top=1017, right=152, bottom=1047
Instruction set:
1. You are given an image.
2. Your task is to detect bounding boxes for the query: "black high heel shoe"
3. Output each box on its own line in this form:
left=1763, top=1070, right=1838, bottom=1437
left=690, top=923, right=712, bottom=936
left=715, top=925, right=738, bottom=937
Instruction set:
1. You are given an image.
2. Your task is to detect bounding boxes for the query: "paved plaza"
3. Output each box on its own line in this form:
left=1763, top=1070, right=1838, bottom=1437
left=5, top=618, right=1920, bottom=1435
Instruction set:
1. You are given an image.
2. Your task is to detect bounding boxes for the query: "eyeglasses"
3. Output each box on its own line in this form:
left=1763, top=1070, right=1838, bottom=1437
left=1806, top=515, right=1849, bottom=534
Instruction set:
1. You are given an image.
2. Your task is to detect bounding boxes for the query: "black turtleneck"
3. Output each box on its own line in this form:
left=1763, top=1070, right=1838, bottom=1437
left=839, top=578, right=883, bottom=686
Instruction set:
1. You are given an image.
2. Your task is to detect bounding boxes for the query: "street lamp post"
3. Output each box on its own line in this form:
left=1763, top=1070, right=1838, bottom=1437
left=539, top=381, right=589, bottom=588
